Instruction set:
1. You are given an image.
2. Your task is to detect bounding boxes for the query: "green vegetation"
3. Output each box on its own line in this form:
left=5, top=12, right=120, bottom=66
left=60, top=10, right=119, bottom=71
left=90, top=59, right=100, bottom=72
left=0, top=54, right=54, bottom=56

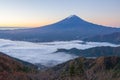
left=69, top=64, right=75, bottom=76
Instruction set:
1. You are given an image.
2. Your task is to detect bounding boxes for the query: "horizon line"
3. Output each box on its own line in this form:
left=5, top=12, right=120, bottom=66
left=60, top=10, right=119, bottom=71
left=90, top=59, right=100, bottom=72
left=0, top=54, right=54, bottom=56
left=0, top=15, right=120, bottom=28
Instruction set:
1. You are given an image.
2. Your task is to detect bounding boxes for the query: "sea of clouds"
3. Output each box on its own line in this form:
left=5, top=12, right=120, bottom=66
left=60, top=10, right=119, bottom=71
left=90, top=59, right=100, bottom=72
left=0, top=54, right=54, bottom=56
left=0, top=39, right=119, bottom=66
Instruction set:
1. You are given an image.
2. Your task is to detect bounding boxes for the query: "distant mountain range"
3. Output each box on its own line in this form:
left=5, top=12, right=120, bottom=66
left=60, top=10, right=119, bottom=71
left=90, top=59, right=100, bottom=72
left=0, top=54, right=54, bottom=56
left=55, top=46, right=120, bottom=57
left=0, top=15, right=120, bottom=43
left=84, top=32, right=120, bottom=44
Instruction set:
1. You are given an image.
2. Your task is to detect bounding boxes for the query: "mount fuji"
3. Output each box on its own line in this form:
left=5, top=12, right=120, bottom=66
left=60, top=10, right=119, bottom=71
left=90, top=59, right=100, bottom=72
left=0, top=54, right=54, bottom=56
left=0, top=15, right=120, bottom=42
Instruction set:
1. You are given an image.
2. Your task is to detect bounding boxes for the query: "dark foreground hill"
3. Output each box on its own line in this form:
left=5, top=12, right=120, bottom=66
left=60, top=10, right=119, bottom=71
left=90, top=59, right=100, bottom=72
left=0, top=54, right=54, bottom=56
left=0, top=15, right=120, bottom=42
left=55, top=46, right=120, bottom=57
left=0, top=51, right=120, bottom=80
left=0, top=52, right=37, bottom=80
left=39, top=56, right=120, bottom=80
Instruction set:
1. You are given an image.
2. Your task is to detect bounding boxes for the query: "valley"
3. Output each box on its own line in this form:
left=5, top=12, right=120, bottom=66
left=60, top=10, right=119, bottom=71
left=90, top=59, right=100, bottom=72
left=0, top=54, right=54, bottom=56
left=0, top=39, right=120, bottom=67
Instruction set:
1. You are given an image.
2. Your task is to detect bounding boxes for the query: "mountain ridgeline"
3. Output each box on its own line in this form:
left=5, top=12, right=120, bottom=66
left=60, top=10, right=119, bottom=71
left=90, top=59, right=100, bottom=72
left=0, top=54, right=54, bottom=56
left=84, top=32, right=120, bottom=44
left=0, top=15, right=120, bottom=42
left=55, top=46, right=120, bottom=57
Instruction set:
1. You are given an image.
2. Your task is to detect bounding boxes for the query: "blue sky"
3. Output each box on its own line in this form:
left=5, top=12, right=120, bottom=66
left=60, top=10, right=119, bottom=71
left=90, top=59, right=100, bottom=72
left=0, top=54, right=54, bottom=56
left=0, top=0, right=120, bottom=27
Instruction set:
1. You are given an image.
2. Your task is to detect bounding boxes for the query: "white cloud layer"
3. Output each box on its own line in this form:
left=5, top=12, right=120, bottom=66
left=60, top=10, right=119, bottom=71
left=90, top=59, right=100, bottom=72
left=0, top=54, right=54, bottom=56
left=0, top=39, right=119, bottom=66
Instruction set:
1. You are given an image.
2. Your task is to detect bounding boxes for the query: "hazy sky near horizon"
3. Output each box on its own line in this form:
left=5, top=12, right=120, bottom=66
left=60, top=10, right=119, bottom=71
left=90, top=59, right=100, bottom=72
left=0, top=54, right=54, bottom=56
left=0, top=0, right=120, bottom=27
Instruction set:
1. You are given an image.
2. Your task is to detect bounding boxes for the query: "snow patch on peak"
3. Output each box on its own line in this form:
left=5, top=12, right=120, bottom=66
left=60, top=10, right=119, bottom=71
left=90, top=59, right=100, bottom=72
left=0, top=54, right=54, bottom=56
left=67, top=15, right=79, bottom=19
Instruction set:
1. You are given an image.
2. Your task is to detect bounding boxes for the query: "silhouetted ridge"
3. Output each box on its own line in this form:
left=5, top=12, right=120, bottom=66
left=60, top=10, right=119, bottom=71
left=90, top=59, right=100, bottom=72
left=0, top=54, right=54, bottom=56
left=55, top=46, right=120, bottom=57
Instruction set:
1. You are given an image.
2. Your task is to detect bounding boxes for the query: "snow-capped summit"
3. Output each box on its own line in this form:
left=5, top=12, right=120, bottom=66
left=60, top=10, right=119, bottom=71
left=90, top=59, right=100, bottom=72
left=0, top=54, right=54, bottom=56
left=57, top=15, right=86, bottom=25
left=66, top=15, right=80, bottom=19
left=65, top=15, right=84, bottom=21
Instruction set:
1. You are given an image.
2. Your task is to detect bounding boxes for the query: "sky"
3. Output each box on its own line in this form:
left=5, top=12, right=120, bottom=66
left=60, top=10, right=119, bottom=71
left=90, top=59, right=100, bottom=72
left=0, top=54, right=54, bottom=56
left=0, top=0, right=120, bottom=28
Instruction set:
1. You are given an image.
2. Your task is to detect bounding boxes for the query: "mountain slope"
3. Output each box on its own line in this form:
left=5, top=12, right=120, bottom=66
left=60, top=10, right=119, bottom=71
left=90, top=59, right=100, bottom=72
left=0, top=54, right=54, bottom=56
left=0, top=52, right=37, bottom=80
left=0, top=51, right=120, bottom=80
left=0, top=15, right=120, bottom=42
left=84, top=32, right=120, bottom=44
left=39, top=56, right=120, bottom=80
left=0, top=52, right=37, bottom=72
